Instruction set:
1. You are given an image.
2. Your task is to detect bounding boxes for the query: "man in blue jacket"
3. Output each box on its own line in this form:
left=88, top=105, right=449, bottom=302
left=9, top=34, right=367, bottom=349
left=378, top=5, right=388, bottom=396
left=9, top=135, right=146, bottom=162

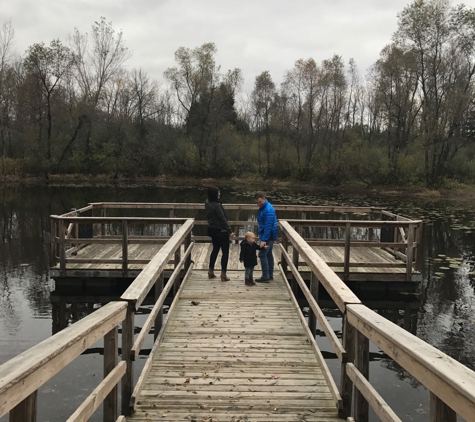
left=254, top=191, right=278, bottom=282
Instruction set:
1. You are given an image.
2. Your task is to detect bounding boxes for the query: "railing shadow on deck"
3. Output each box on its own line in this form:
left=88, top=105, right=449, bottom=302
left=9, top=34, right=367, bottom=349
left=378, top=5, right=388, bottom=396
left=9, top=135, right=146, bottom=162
left=279, top=220, right=475, bottom=422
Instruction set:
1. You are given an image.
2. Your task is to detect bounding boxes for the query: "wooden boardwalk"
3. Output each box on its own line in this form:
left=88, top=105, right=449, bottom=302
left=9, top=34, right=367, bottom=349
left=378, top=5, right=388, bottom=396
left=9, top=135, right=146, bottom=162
left=128, top=269, right=340, bottom=422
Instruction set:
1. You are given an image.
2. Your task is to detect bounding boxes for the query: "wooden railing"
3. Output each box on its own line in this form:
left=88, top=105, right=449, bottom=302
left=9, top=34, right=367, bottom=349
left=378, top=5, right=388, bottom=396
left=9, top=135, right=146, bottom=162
left=50, top=215, right=190, bottom=277
left=118, top=219, right=194, bottom=415
left=0, top=219, right=194, bottom=422
left=0, top=301, right=127, bottom=422
left=284, top=218, right=423, bottom=281
left=279, top=220, right=475, bottom=422
left=51, top=203, right=421, bottom=280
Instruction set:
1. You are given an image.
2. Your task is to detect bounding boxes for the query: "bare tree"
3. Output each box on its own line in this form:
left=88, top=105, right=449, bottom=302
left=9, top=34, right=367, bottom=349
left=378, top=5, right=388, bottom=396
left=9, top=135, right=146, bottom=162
left=251, top=71, right=276, bottom=175
left=0, top=20, right=15, bottom=176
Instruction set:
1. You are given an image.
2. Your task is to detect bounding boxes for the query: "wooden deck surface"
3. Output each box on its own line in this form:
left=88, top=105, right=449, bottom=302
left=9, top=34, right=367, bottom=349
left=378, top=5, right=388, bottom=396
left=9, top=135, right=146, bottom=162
left=127, top=269, right=340, bottom=422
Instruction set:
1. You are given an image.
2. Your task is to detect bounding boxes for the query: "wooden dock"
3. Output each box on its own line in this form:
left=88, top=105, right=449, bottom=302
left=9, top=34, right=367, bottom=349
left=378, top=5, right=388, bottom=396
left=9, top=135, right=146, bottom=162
left=51, top=244, right=414, bottom=282
left=128, top=269, right=340, bottom=422
left=2, top=210, right=475, bottom=422
left=49, top=202, right=423, bottom=283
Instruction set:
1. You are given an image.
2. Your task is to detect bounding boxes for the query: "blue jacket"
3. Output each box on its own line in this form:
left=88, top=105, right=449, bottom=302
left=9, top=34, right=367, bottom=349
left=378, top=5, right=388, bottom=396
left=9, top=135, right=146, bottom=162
left=257, top=200, right=278, bottom=242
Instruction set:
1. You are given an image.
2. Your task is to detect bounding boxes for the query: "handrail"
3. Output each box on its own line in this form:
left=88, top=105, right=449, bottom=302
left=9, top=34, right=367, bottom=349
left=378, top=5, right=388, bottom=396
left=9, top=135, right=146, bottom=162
left=120, top=219, right=194, bottom=309
left=283, top=219, right=423, bottom=227
left=277, top=262, right=343, bottom=410
left=279, top=244, right=346, bottom=361
left=347, top=304, right=475, bottom=422
left=279, top=220, right=475, bottom=422
left=130, top=242, right=194, bottom=360
left=0, top=301, right=127, bottom=421
left=82, top=202, right=385, bottom=214
left=130, top=261, right=195, bottom=410
left=280, top=220, right=361, bottom=312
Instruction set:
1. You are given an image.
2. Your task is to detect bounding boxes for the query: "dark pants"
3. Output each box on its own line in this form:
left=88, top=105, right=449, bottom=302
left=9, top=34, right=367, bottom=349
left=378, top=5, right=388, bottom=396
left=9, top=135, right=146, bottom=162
left=244, top=266, right=254, bottom=281
left=209, top=232, right=230, bottom=273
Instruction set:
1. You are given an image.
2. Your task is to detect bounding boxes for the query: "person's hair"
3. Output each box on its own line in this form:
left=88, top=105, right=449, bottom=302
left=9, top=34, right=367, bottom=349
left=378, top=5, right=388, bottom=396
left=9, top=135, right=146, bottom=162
left=207, top=186, right=220, bottom=202
left=254, top=191, right=266, bottom=200
left=245, top=231, right=256, bottom=239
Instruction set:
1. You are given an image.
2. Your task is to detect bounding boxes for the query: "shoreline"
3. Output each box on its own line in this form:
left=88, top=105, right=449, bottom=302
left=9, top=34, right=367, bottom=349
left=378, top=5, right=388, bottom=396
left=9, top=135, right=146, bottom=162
left=2, top=174, right=475, bottom=203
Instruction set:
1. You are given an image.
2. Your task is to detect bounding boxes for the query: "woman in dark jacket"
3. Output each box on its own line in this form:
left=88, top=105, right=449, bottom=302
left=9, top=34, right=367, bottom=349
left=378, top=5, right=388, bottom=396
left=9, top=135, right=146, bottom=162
left=205, top=187, right=234, bottom=281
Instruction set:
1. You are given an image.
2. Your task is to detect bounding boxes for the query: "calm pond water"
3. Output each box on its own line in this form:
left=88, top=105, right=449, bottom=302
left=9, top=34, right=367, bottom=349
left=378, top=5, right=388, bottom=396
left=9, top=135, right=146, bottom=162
left=1, top=184, right=474, bottom=422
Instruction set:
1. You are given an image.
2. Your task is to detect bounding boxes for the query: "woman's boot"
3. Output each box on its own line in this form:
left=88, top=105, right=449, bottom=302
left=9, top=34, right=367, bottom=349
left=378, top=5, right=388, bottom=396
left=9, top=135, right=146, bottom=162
left=220, top=272, right=230, bottom=281
left=208, top=269, right=216, bottom=279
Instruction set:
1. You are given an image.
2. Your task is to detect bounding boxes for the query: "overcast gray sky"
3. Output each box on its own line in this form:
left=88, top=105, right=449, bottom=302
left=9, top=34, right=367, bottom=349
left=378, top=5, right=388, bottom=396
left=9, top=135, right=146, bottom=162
left=3, top=0, right=475, bottom=94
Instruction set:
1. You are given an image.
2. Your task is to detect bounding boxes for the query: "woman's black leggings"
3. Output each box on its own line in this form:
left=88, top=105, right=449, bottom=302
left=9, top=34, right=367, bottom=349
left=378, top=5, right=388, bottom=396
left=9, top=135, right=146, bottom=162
left=209, top=232, right=230, bottom=272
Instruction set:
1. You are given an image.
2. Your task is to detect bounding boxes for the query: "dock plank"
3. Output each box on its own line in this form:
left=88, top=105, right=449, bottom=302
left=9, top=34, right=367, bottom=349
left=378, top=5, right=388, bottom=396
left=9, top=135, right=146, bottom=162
left=126, top=269, right=340, bottom=422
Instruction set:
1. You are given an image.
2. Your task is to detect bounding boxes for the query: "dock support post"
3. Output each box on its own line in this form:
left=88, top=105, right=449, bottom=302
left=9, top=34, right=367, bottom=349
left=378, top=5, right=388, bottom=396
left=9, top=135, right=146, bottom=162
left=121, top=304, right=135, bottom=416
left=354, top=330, right=369, bottom=422
left=104, top=326, right=118, bottom=422
left=308, top=272, right=319, bottom=336
left=340, top=315, right=355, bottom=419
left=9, top=391, right=37, bottom=422
left=430, top=392, right=456, bottom=422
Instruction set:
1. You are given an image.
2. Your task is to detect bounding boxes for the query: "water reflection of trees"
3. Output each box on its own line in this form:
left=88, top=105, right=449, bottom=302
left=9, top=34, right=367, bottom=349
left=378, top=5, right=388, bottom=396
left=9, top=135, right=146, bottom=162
left=417, top=206, right=475, bottom=372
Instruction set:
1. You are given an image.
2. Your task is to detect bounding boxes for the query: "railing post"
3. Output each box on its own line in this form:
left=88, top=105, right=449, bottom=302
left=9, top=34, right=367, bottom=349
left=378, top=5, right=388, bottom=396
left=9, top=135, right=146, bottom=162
left=414, top=223, right=423, bottom=271
left=101, top=207, right=106, bottom=237
left=168, top=209, right=174, bottom=237
left=308, top=272, right=319, bottom=336
left=430, top=392, right=456, bottom=422
left=281, top=233, right=288, bottom=276
left=9, top=391, right=37, bottom=422
left=368, top=212, right=373, bottom=241
left=184, top=230, right=192, bottom=271
left=50, top=217, right=57, bottom=267
left=154, top=273, right=164, bottom=341
left=340, top=314, right=355, bottom=419
left=406, top=223, right=415, bottom=281
left=234, top=209, right=240, bottom=240
left=59, top=219, right=66, bottom=276
left=122, top=220, right=128, bottom=278
left=104, top=326, right=118, bottom=422
left=291, top=246, right=299, bottom=294
left=354, top=330, right=369, bottom=422
left=121, top=304, right=135, bottom=416
left=174, top=246, right=181, bottom=296
left=344, top=222, right=351, bottom=281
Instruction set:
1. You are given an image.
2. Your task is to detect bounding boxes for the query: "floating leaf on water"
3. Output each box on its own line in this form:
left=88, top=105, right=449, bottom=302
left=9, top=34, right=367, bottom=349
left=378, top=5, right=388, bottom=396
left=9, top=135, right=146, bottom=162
left=449, top=265, right=459, bottom=269
left=439, top=267, right=451, bottom=270
left=433, top=272, right=444, bottom=276
left=437, top=254, right=446, bottom=257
